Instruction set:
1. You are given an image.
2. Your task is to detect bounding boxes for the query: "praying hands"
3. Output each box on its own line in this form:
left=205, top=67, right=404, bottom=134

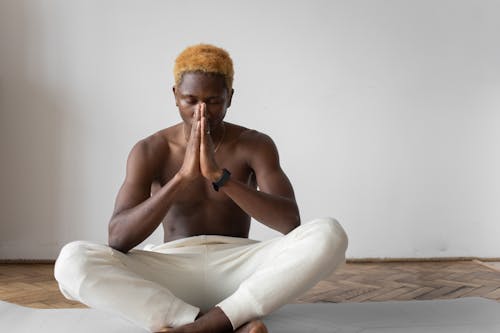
left=178, top=103, right=225, bottom=183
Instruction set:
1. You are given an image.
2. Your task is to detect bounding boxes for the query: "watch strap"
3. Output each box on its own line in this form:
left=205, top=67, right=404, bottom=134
left=212, top=168, right=231, bottom=191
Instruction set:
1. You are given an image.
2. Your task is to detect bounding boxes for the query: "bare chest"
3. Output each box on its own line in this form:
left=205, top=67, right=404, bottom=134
left=150, top=145, right=256, bottom=202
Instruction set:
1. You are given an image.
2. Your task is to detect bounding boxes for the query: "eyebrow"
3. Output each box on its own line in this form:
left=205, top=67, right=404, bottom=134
left=180, top=94, right=223, bottom=99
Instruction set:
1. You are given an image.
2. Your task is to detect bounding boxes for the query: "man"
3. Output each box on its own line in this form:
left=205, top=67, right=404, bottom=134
left=54, top=44, right=348, bottom=333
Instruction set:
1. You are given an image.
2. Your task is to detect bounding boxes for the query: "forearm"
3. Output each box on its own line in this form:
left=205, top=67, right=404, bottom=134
left=108, top=173, right=187, bottom=253
left=219, top=177, right=300, bottom=234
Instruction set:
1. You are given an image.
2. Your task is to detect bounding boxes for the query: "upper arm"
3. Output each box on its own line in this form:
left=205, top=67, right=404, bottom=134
left=247, top=132, right=296, bottom=200
left=110, top=140, right=159, bottom=219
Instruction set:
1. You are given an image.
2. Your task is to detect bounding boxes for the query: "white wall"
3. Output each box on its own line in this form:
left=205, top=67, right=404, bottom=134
left=1, top=0, right=499, bottom=260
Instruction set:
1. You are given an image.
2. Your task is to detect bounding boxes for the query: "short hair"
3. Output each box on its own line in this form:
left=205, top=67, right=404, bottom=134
left=173, top=43, right=234, bottom=91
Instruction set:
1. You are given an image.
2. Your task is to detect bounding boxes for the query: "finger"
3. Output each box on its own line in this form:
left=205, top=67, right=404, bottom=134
left=200, top=110, right=206, bottom=138
left=201, top=103, right=210, bottom=135
left=192, top=107, right=200, bottom=133
left=193, top=105, right=200, bottom=120
left=195, top=118, right=201, bottom=137
left=189, top=108, right=198, bottom=138
left=197, top=103, right=202, bottom=120
left=200, top=113, right=206, bottom=147
left=204, top=114, right=210, bottom=137
left=201, top=110, right=213, bottom=147
left=200, top=109, right=214, bottom=156
left=192, top=119, right=201, bottom=150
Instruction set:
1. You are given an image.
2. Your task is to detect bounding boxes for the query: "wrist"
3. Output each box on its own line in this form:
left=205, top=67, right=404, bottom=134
left=175, top=171, right=195, bottom=185
left=209, top=169, right=224, bottom=183
left=211, top=168, right=231, bottom=192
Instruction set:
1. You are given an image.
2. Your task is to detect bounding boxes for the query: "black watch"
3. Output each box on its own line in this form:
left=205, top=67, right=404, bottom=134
left=212, top=168, right=231, bottom=191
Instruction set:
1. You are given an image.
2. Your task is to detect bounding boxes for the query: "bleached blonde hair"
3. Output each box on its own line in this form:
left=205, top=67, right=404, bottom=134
left=173, top=43, right=234, bottom=91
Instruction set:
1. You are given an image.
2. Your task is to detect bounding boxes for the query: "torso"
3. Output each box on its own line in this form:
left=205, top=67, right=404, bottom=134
left=148, top=122, right=257, bottom=242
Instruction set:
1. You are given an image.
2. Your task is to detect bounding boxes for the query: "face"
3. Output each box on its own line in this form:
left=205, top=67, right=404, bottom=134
left=173, top=72, right=233, bottom=130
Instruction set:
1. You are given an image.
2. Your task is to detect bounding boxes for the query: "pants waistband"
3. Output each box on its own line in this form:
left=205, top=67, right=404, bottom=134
left=143, top=235, right=259, bottom=252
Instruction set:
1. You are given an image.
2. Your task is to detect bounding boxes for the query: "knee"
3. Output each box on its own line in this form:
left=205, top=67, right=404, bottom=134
left=54, top=240, right=111, bottom=284
left=304, top=217, right=349, bottom=259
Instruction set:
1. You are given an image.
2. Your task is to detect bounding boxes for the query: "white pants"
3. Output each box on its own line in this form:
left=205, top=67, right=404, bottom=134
left=54, top=218, right=348, bottom=332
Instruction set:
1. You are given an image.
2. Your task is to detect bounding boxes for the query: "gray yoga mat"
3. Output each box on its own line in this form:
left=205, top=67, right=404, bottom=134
left=1, top=297, right=500, bottom=332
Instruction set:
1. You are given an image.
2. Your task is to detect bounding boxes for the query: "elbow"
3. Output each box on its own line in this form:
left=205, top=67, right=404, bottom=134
left=108, top=237, right=129, bottom=254
left=283, top=211, right=301, bottom=235
left=291, top=203, right=301, bottom=228
left=108, top=220, right=130, bottom=254
left=291, top=213, right=301, bottom=231
left=108, top=232, right=130, bottom=254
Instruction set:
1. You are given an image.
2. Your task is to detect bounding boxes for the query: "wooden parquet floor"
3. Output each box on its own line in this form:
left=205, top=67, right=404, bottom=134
left=0, top=261, right=499, bottom=309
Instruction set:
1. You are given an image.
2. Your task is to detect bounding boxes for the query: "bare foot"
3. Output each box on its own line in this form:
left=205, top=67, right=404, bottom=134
left=154, top=310, right=205, bottom=332
left=164, top=307, right=233, bottom=333
left=154, top=309, right=267, bottom=333
left=235, top=320, right=268, bottom=333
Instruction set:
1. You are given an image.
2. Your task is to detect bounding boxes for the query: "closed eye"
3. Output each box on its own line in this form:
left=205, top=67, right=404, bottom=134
left=207, top=98, right=223, bottom=104
left=183, top=97, right=197, bottom=104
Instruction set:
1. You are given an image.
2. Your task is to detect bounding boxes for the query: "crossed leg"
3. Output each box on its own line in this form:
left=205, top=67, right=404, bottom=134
left=155, top=218, right=348, bottom=333
left=55, top=218, right=347, bottom=333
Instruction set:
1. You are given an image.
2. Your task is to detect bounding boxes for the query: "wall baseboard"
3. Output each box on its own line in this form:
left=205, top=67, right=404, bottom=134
left=347, top=257, right=500, bottom=263
left=1, top=257, right=499, bottom=265
left=0, top=259, right=56, bottom=264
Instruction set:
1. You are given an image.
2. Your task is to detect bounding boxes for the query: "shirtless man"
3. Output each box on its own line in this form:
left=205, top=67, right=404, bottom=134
left=54, top=44, right=348, bottom=333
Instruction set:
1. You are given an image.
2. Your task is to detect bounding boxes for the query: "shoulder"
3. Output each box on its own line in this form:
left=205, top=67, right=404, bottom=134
left=130, top=132, right=165, bottom=160
left=127, top=126, right=178, bottom=171
left=224, top=122, right=273, bottom=146
left=240, top=128, right=275, bottom=146
left=227, top=123, right=280, bottom=166
left=225, top=123, right=276, bottom=150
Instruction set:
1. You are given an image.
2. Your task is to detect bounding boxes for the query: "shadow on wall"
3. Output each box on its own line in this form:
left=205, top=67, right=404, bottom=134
left=0, top=2, right=66, bottom=259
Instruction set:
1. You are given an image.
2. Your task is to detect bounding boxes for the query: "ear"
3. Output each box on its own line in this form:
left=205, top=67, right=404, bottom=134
left=172, top=85, right=178, bottom=107
left=227, top=88, right=234, bottom=108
